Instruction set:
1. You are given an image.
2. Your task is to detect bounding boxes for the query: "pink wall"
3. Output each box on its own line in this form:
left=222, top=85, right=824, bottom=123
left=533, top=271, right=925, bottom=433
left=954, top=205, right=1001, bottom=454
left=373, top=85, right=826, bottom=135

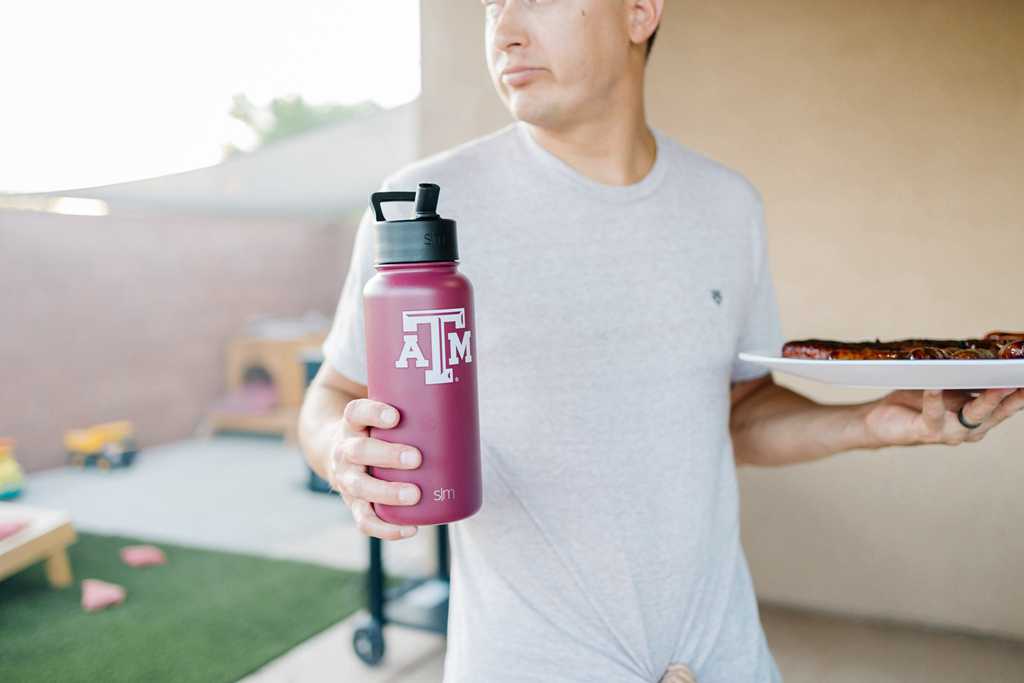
left=0, top=205, right=357, bottom=471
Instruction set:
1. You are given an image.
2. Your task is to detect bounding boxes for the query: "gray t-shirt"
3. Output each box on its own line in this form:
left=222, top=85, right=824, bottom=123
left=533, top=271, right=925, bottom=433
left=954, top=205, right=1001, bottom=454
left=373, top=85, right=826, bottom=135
left=323, top=120, right=785, bottom=683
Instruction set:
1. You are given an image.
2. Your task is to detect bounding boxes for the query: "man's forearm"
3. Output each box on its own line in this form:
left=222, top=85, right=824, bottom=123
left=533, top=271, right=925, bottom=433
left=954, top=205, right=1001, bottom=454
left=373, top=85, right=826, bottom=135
left=730, top=381, right=884, bottom=466
left=298, top=381, right=356, bottom=481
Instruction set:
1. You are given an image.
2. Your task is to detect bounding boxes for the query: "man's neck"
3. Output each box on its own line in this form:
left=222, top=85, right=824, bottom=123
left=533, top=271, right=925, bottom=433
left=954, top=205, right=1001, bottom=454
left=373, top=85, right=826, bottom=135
left=523, top=107, right=657, bottom=187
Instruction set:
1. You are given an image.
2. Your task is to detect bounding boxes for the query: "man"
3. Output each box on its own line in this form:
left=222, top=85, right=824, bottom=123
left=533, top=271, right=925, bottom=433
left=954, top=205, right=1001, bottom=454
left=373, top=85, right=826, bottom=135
left=298, top=1, right=1024, bottom=681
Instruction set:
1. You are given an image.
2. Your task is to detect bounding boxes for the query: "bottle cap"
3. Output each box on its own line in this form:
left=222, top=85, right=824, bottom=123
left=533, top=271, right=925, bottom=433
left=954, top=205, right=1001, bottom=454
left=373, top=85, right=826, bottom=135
left=369, top=182, right=458, bottom=265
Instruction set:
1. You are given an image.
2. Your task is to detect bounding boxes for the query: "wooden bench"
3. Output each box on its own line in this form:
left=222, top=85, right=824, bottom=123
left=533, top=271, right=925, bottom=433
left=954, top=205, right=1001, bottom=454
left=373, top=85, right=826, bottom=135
left=0, top=504, right=77, bottom=588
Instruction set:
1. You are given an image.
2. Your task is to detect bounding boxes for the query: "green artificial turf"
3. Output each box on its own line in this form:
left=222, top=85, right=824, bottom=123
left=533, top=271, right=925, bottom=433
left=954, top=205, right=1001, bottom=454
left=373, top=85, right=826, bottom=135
left=0, top=532, right=399, bottom=683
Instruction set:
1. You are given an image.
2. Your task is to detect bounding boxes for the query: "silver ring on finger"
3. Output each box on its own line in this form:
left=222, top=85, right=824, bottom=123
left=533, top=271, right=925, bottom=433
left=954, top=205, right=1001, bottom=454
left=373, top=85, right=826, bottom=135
left=957, top=404, right=983, bottom=430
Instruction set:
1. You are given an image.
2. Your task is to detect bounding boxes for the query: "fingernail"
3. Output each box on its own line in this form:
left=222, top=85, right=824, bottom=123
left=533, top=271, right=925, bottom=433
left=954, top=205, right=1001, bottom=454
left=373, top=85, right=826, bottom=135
left=381, top=407, right=398, bottom=424
left=401, top=526, right=416, bottom=537
left=399, top=487, right=417, bottom=503
left=400, top=449, right=419, bottom=466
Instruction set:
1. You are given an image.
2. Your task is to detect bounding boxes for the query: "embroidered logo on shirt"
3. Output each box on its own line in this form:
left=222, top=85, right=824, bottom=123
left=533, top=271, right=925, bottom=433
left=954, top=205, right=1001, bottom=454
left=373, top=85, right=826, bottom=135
left=711, top=289, right=723, bottom=305
left=394, top=307, right=473, bottom=385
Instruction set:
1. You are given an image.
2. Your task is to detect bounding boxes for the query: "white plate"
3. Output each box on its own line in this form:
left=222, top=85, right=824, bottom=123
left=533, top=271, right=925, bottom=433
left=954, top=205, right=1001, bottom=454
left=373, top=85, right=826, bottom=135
left=738, top=349, right=1024, bottom=389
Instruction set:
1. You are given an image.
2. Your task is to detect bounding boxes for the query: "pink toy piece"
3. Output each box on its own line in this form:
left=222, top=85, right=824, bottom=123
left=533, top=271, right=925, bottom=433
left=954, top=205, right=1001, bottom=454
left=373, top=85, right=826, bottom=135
left=120, top=544, right=166, bottom=567
left=212, top=382, right=278, bottom=415
left=0, top=519, right=29, bottom=540
left=81, top=578, right=126, bottom=612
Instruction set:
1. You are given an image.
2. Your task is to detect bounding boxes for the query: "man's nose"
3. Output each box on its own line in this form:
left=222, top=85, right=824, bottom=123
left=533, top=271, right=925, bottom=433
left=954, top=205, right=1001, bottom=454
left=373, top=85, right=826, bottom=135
left=491, top=1, right=529, bottom=53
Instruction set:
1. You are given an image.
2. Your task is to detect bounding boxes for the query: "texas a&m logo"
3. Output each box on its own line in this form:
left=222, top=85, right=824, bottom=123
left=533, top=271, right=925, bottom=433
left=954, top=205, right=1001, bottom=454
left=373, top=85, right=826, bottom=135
left=394, top=307, right=472, bottom=385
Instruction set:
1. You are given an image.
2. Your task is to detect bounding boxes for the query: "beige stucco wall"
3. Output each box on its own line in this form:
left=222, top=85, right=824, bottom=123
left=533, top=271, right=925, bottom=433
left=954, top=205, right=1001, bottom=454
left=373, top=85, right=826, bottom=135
left=417, top=0, right=1024, bottom=638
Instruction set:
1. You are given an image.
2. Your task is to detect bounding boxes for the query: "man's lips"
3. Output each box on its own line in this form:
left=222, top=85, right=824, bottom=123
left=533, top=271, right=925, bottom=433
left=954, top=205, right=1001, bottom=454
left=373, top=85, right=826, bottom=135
left=500, top=66, right=545, bottom=87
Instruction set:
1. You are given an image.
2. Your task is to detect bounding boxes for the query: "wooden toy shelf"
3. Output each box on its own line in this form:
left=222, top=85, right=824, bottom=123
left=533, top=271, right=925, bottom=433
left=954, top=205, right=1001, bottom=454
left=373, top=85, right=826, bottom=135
left=199, top=330, right=326, bottom=444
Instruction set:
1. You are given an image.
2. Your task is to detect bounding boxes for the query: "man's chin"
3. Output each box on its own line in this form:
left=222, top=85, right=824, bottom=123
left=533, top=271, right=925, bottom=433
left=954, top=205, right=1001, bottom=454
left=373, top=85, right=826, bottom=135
left=506, top=96, right=561, bottom=128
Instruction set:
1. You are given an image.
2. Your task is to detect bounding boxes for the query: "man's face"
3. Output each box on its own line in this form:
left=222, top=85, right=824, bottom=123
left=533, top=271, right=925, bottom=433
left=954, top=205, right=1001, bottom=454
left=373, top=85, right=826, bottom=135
left=482, top=0, right=634, bottom=129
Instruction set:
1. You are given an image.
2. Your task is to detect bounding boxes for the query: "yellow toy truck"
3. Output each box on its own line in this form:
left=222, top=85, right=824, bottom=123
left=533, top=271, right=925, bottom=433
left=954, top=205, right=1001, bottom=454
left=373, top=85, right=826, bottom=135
left=64, top=421, right=138, bottom=470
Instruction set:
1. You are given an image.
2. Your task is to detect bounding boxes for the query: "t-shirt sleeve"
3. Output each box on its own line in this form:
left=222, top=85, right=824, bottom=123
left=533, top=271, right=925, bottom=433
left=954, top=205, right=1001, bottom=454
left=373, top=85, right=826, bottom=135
left=731, top=192, right=785, bottom=383
left=321, top=201, right=380, bottom=386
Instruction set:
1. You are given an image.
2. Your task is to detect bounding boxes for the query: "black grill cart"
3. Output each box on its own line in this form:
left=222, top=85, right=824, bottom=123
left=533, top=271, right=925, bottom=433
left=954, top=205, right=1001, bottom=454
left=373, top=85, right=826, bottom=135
left=352, top=525, right=450, bottom=665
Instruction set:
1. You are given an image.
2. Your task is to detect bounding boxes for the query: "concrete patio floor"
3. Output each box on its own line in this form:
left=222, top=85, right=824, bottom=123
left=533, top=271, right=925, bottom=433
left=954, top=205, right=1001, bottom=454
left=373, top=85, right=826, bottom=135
left=15, top=435, right=1024, bottom=682
left=19, top=434, right=437, bottom=576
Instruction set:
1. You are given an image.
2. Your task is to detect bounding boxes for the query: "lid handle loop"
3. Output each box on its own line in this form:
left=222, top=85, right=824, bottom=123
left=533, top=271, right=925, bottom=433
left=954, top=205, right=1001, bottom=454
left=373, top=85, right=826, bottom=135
left=370, top=190, right=415, bottom=222
left=370, top=183, right=441, bottom=222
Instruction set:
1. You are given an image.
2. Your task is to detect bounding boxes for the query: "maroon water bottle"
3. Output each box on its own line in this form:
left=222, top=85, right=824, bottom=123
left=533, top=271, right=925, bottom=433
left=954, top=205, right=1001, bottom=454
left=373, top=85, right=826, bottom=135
left=363, top=182, right=482, bottom=526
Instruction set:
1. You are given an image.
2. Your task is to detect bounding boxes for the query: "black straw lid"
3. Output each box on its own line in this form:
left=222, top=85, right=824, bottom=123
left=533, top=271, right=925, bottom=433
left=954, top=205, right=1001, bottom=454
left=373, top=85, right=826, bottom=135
left=369, top=182, right=458, bottom=265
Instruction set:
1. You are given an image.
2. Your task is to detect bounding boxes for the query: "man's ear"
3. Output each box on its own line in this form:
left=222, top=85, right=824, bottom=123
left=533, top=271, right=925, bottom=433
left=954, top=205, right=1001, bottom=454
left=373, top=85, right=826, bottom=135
left=626, top=0, right=662, bottom=49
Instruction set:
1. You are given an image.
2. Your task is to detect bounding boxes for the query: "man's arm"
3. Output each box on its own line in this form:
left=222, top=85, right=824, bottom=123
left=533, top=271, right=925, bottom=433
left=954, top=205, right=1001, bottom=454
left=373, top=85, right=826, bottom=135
left=729, top=374, right=878, bottom=466
left=729, top=374, right=1024, bottom=467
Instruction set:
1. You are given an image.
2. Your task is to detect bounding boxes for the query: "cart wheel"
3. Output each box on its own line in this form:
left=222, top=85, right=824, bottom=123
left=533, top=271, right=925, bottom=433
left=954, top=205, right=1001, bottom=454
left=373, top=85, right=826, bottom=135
left=352, top=618, right=385, bottom=666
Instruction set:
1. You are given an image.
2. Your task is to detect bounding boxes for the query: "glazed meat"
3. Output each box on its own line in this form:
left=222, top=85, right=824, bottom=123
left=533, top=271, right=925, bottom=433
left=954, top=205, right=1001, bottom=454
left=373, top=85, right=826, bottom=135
left=782, top=331, right=1024, bottom=360
left=984, top=331, right=1024, bottom=341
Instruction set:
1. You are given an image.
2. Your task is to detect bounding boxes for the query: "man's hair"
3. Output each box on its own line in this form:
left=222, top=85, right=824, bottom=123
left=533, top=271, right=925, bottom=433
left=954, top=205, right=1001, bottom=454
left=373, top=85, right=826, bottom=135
left=645, top=24, right=659, bottom=61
